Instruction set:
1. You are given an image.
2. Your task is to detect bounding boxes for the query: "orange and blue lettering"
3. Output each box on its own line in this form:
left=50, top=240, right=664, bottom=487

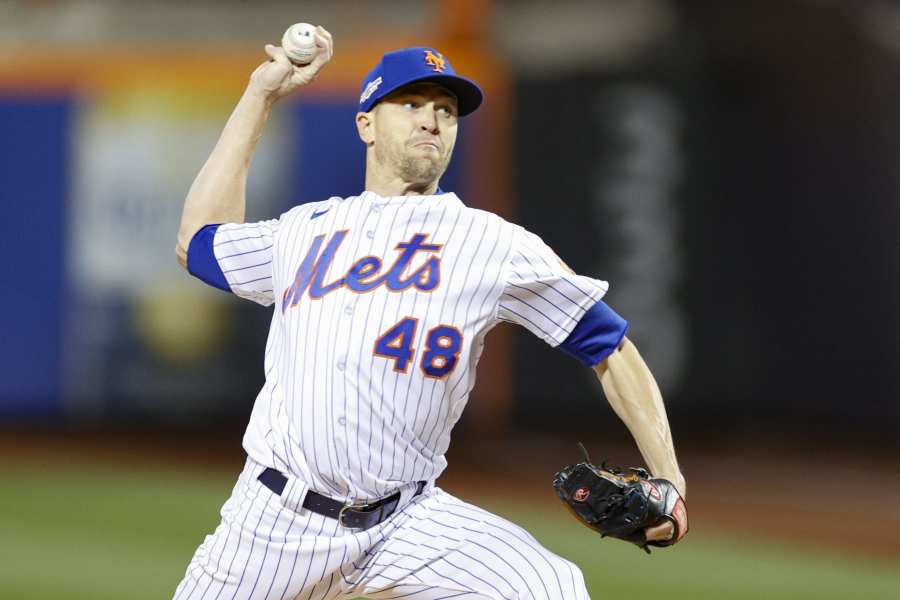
left=282, top=231, right=443, bottom=311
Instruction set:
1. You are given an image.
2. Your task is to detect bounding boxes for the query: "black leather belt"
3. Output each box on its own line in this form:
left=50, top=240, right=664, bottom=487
left=257, top=467, right=425, bottom=530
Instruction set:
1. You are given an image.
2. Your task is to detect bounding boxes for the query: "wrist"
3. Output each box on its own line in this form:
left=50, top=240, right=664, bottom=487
left=653, top=469, right=686, bottom=498
left=243, top=86, right=279, bottom=109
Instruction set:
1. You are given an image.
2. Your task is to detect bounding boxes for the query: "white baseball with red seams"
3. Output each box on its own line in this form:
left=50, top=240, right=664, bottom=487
left=281, top=23, right=318, bottom=65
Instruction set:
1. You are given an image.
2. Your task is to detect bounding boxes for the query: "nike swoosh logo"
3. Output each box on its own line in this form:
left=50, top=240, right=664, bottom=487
left=311, top=208, right=330, bottom=220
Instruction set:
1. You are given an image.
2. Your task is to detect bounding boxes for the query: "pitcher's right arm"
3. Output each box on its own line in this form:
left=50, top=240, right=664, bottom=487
left=176, top=29, right=333, bottom=267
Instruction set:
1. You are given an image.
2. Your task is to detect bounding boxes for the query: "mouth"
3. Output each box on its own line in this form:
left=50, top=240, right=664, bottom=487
left=411, top=140, right=440, bottom=152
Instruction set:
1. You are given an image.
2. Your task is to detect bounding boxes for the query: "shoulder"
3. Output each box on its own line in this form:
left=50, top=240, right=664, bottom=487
left=449, top=200, right=563, bottom=258
left=455, top=203, right=521, bottom=233
left=447, top=205, right=537, bottom=260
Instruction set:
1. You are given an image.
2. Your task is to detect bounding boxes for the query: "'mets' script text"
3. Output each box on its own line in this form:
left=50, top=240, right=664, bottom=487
left=282, top=231, right=443, bottom=311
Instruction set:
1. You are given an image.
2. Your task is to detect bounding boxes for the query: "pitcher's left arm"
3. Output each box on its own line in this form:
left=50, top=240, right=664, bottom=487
left=595, top=336, right=686, bottom=541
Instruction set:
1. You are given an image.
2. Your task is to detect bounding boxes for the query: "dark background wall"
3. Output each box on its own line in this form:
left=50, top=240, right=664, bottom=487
left=511, top=0, right=900, bottom=442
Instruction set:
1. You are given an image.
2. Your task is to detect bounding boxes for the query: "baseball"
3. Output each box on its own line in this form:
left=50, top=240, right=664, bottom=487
left=281, top=23, right=318, bottom=65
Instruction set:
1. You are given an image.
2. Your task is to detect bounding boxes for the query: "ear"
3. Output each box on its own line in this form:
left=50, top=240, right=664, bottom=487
left=356, top=111, right=375, bottom=145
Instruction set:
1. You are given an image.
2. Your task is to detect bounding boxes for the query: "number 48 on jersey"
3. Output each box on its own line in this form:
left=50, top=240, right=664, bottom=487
left=374, top=317, right=463, bottom=379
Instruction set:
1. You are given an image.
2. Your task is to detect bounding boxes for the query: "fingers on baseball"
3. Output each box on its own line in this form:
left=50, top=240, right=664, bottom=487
left=316, top=26, right=333, bottom=52
left=313, top=32, right=333, bottom=64
left=264, top=44, right=290, bottom=65
left=313, top=35, right=330, bottom=58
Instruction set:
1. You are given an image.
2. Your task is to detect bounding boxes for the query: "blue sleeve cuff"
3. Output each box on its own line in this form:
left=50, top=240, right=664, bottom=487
left=187, top=224, right=231, bottom=293
left=558, top=300, right=628, bottom=367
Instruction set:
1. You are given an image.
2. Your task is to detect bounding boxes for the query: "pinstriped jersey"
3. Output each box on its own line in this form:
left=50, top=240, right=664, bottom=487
left=199, top=191, right=610, bottom=502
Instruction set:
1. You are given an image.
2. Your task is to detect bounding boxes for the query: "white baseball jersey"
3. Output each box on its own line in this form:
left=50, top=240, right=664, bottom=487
left=188, top=191, right=624, bottom=504
left=181, top=190, right=627, bottom=599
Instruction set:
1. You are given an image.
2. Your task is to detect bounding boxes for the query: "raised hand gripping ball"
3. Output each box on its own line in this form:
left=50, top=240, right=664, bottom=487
left=282, top=23, right=318, bottom=65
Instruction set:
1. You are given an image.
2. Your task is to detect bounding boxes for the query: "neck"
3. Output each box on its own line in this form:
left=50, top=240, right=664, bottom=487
left=364, top=162, right=439, bottom=197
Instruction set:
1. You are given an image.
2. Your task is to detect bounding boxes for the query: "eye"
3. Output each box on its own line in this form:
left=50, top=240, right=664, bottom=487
left=402, top=101, right=419, bottom=109
left=437, top=105, right=456, bottom=118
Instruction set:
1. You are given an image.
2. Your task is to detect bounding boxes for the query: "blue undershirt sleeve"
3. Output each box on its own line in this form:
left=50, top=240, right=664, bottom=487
left=558, top=300, right=628, bottom=367
left=187, top=224, right=231, bottom=293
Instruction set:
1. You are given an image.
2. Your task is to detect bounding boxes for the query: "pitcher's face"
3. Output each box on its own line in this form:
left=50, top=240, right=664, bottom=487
left=370, top=82, right=459, bottom=186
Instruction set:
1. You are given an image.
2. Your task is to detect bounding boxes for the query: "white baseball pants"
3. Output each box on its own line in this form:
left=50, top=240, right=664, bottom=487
left=172, top=458, right=589, bottom=600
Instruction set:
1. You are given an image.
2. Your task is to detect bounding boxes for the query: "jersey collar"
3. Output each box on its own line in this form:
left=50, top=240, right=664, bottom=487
left=362, top=190, right=463, bottom=206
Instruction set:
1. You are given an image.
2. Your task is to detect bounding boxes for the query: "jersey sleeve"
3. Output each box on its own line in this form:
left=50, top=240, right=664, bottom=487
left=497, top=226, right=628, bottom=366
left=187, top=219, right=279, bottom=306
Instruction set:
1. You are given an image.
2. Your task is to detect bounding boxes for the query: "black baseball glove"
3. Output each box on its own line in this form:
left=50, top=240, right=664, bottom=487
left=552, top=444, right=688, bottom=553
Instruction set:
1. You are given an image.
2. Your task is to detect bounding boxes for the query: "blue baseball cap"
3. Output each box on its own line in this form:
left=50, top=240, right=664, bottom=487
left=358, top=47, right=483, bottom=116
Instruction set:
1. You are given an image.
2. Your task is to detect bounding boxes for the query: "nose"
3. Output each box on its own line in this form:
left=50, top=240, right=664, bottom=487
left=417, top=103, right=440, bottom=134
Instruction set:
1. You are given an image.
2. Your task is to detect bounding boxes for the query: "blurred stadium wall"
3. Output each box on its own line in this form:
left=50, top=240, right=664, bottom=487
left=1, top=0, right=899, bottom=447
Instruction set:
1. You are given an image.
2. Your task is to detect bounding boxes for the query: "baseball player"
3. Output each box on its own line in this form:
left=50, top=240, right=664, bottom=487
left=173, top=27, right=687, bottom=600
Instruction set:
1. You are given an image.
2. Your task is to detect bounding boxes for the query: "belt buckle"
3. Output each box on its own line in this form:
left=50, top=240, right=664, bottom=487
left=338, top=502, right=368, bottom=528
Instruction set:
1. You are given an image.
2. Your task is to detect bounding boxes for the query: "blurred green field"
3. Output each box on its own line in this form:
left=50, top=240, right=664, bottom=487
left=1, top=461, right=897, bottom=600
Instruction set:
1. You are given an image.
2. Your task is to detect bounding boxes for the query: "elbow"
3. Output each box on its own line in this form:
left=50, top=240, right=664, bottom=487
left=176, top=223, right=200, bottom=270
left=176, top=242, right=188, bottom=269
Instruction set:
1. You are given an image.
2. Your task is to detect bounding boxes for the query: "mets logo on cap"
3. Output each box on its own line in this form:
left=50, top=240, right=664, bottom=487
left=424, top=49, right=447, bottom=72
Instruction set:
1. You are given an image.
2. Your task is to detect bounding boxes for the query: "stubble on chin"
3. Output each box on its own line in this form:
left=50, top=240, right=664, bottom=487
left=377, top=140, right=447, bottom=185
left=398, top=154, right=442, bottom=184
